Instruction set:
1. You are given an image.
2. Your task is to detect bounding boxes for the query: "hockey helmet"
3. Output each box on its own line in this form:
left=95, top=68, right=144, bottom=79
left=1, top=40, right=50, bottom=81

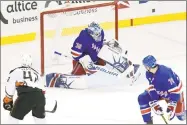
left=142, top=55, right=157, bottom=68
left=21, top=54, right=32, bottom=67
left=87, top=22, right=102, bottom=42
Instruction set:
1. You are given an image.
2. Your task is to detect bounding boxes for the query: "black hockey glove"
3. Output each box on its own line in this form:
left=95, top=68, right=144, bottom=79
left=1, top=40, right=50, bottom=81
left=3, top=96, right=13, bottom=111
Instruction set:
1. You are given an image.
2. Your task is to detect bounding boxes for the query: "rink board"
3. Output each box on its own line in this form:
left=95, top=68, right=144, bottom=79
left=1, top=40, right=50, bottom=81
left=1, top=12, right=186, bottom=45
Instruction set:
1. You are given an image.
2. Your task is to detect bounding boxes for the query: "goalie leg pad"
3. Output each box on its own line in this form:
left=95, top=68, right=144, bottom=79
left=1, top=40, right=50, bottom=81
left=46, top=73, right=87, bottom=89
left=71, top=60, right=86, bottom=75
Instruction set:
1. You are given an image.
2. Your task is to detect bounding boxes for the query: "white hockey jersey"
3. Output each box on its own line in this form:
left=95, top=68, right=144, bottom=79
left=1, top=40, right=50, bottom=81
left=5, top=66, right=44, bottom=98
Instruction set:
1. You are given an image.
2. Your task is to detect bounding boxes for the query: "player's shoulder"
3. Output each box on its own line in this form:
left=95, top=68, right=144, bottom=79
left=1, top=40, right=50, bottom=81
left=158, top=64, right=170, bottom=69
left=158, top=64, right=172, bottom=74
left=9, top=66, right=39, bottom=75
left=9, top=66, right=24, bottom=74
left=75, top=29, right=91, bottom=44
left=79, top=29, right=88, bottom=36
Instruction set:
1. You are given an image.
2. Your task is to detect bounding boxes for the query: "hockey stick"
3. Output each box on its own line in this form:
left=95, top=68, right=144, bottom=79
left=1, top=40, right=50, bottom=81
left=45, top=100, right=57, bottom=113
left=54, top=51, right=72, bottom=60
left=161, top=114, right=168, bottom=124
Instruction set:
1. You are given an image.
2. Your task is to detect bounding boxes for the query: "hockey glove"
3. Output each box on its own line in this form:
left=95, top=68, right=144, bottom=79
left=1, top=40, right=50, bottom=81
left=149, top=100, right=163, bottom=115
left=3, top=96, right=13, bottom=111
left=166, top=101, right=177, bottom=121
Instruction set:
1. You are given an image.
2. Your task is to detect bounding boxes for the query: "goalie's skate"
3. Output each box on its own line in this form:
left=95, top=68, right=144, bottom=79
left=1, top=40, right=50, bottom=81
left=127, top=64, right=141, bottom=85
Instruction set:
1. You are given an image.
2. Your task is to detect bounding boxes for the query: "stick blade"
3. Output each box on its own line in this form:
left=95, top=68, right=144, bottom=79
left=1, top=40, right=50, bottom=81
left=45, top=100, right=57, bottom=113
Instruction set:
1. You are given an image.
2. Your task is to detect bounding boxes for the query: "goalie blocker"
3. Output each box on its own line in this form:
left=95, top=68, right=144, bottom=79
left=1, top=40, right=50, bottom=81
left=97, top=39, right=141, bottom=83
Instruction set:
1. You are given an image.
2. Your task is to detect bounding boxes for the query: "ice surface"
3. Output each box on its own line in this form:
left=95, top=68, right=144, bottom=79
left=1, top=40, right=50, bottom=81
left=1, top=21, right=186, bottom=124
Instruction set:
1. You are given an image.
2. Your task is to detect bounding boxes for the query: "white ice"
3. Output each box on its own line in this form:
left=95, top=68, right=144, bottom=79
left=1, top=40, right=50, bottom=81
left=1, top=21, right=186, bottom=124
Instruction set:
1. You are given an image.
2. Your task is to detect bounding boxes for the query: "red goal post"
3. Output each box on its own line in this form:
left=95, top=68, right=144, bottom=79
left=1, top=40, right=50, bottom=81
left=40, top=1, right=119, bottom=76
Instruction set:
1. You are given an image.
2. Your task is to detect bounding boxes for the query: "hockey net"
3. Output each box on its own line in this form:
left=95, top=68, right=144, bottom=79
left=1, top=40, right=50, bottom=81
left=40, top=1, right=118, bottom=76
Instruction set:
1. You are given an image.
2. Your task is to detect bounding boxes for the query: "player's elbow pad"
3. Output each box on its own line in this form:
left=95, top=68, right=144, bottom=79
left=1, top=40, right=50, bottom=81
left=169, top=93, right=180, bottom=102
left=5, top=84, right=15, bottom=98
left=71, top=50, right=82, bottom=60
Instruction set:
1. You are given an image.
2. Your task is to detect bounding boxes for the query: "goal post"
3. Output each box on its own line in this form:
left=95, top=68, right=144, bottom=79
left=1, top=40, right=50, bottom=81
left=40, top=1, right=119, bottom=76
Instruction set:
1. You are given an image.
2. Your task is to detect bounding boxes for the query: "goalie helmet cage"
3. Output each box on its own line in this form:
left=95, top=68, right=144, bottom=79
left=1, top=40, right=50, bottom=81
left=40, top=1, right=119, bottom=76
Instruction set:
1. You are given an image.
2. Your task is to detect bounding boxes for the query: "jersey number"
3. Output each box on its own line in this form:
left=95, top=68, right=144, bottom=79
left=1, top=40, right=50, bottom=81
left=23, top=71, right=32, bottom=81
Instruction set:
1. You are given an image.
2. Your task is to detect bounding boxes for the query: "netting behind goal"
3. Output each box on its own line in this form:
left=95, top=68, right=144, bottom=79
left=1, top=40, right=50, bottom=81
left=40, top=1, right=118, bottom=76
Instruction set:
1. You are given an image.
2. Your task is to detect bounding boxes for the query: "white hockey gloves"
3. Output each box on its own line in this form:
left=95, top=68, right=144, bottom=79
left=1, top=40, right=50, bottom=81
left=166, top=101, right=177, bottom=121
left=149, top=100, right=164, bottom=115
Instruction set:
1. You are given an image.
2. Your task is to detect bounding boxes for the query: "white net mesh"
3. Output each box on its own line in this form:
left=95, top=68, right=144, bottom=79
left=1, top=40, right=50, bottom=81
left=41, top=2, right=117, bottom=75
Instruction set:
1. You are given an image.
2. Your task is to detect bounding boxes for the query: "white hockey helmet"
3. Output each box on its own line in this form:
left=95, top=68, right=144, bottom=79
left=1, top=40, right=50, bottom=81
left=21, top=54, right=32, bottom=67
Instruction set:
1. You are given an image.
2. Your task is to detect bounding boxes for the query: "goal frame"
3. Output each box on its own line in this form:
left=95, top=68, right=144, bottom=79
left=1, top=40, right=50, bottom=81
left=40, top=1, right=119, bottom=76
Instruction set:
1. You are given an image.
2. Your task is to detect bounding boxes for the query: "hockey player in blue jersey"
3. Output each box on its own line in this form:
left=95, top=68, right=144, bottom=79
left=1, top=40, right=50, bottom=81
left=138, top=55, right=186, bottom=124
left=71, top=22, right=106, bottom=75
left=70, top=22, right=140, bottom=79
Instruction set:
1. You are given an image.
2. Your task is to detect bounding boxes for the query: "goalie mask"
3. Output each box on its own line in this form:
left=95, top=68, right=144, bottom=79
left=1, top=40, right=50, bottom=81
left=87, top=22, right=103, bottom=42
left=21, top=54, right=32, bottom=67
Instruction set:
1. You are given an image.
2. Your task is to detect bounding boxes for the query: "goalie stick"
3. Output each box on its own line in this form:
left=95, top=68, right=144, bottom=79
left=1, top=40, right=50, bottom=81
left=45, top=100, right=57, bottom=113
left=54, top=51, right=71, bottom=59
left=54, top=51, right=119, bottom=77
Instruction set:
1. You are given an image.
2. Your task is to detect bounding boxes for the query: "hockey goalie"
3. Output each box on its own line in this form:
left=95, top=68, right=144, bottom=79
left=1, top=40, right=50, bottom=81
left=45, top=22, right=141, bottom=89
